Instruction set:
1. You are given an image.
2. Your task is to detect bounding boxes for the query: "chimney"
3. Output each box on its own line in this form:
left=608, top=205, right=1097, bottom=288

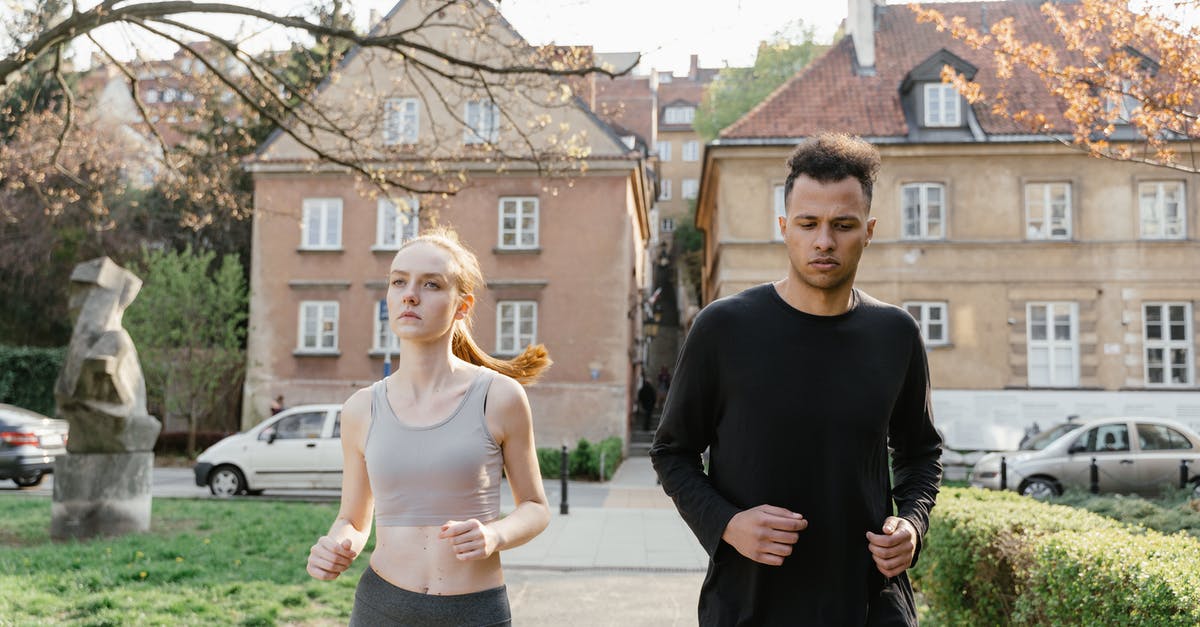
left=688, top=54, right=699, bottom=80
left=847, top=0, right=881, bottom=76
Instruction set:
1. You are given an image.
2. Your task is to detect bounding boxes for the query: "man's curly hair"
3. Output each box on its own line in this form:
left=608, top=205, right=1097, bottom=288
left=783, top=133, right=881, bottom=211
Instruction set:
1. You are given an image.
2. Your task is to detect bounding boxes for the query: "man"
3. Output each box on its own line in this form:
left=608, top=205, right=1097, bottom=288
left=650, top=133, right=942, bottom=625
left=638, top=376, right=658, bottom=431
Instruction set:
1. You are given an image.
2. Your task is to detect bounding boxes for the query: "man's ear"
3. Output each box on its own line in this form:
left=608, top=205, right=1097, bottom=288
left=864, top=217, right=877, bottom=247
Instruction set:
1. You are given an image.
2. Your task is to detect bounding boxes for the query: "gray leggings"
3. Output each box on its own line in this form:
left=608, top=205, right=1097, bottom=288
left=349, top=566, right=511, bottom=627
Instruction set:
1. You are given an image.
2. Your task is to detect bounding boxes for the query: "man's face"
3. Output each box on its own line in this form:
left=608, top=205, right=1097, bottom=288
left=779, top=175, right=875, bottom=294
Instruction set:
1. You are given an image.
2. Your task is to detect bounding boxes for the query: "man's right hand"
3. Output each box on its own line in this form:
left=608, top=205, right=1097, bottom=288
left=721, top=504, right=807, bottom=566
left=307, top=536, right=358, bottom=580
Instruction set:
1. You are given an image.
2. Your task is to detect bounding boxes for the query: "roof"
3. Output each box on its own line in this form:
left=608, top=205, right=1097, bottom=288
left=720, top=1, right=1076, bottom=140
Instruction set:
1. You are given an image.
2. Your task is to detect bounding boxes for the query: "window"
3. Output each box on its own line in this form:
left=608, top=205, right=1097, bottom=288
left=661, top=217, right=675, bottom=233
left=681, top=179, right=699, bottom=200
left=376, top=197, right=419, bottom=249
left=1027, top=302, right=1079, bottom=387
left=773, top=184, right=786, bottom=241
left=301, top=198, right=342, bottom=250
left=1070, top=424, right=1130, bottom=453
left=162, top=88, right=177, bottom=103
left=261, top=412, right=326, bottom=441
left=658, top=179, right=672, bottom=201
left=373, top=300, right=401, bottom=353
left=498, top=197, right=538, bottom=249
left=298, top=301, right=339, bottom=352
left=384, top=98, right=420, bottom=145
left=1139, top=182, right=1186, bottom=239
left=923, top=83, right=960, bottom=127
left=1137, top=423, right=1195, bottom=451
left=663, top=105, right=695, bottom=125
left=181, top=91, right=195, bottom=102
left=1143, top=303, right=1193, bottom=386
left=497, top=301, right=537, bottom=355
left=682, top=140, right=700, bottom=161
left=904, top=302, right=949, bottom=346
left=464, top=99, right=500, bottom=144
left=1025, top=182, right=1072, bottom=240
left=145, top=89, right=159, bottom=103
left=1106, top=79, right=1140, bottom=123
left=656, top=140, right=672, bottom=161
left=901, top=183, right=945, bottom=240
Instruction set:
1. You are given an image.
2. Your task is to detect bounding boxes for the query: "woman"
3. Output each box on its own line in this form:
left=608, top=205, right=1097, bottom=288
left=306, top=227, right=551, bottom=626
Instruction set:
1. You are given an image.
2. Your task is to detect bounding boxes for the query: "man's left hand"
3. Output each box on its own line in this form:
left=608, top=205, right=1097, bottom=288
left=865, top=516, right=916, bottom=577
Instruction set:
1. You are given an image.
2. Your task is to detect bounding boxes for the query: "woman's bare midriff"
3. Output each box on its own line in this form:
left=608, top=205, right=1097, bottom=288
left=369, top=524, right=503, bottom=595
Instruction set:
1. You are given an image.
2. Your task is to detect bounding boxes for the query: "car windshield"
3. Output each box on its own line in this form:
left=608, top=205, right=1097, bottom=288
left=1020, top=422, right=1081, bottom=450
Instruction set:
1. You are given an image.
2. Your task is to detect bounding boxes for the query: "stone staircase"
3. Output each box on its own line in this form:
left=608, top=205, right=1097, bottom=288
left=629, top=410, right=661, bottom=457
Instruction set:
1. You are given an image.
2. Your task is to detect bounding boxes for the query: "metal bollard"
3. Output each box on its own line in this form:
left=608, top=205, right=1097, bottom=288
left=1000, top=456, right=1007, bottom=491
left=560, top=445, right=569, bottom=515
left=1181, top=459, right=1190, bottom=490
left=1090, top=457, right=1099, bottom=494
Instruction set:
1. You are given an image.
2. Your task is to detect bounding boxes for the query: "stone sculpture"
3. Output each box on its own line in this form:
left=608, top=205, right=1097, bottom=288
left=52, top=257, right=161, bottom=540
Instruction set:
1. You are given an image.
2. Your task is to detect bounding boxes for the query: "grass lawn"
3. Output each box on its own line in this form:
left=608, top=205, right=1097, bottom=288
left=0, top=497, right=370, bottom=626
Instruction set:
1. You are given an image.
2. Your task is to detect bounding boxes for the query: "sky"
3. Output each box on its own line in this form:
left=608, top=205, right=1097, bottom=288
left=58, top=0, right=851, bottom=75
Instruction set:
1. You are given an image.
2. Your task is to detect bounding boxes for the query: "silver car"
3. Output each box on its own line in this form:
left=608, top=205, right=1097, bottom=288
left=0, top=404, right=69, bottom=488
left=971, top=417, right=1200, bottom=500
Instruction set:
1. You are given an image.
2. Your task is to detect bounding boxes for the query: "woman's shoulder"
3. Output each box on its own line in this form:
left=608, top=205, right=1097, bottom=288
left=479, top=368, right=530, bottom=416
left=339, top=384, right=376, bottom=426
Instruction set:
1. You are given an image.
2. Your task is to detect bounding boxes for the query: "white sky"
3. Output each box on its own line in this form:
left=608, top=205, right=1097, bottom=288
left=58, top=0, right=851, bottom=74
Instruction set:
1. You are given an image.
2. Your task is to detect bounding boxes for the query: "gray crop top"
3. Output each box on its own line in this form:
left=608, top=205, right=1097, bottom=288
left=364, top=369, right=502, bottom=526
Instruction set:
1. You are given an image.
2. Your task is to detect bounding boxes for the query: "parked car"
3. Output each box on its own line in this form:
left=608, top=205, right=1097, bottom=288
left=193, top=404, right=342, bottom=496
left=0, top=404, right=69, bottom=488
left=971, top=416, right=1200, bottom=500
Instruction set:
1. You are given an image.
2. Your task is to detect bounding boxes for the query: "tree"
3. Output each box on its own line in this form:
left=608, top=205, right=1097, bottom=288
left=124, top=246, right=247, bottom=456
left=912, top=0, right=1200, bottom=173
left=693, top=21, right=825, bottom=142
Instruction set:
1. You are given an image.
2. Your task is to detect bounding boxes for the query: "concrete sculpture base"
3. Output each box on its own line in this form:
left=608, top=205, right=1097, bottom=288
left=51, top=452, right=153, bottom=540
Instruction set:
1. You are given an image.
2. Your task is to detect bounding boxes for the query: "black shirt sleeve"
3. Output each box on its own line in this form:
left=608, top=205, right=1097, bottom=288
left=649, top=308, right=741, bottom=557
left=888, top=327, right=943, bottom=568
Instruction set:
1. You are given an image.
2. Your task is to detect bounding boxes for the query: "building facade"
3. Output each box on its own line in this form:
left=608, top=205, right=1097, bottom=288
left=697, top=0, right=1200, bottom=449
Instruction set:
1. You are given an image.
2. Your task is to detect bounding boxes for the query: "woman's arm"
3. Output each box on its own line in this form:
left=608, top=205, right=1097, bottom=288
left=307, top=388, right=375, bottom=579
left=441, top=375, right=549, bottom=560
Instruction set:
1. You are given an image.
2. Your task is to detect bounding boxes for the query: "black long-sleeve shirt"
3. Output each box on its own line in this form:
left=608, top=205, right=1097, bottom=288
left=650, top=284, right=942, bottom=626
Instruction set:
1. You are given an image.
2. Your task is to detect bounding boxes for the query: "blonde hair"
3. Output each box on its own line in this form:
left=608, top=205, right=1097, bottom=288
left=397, top=227, right=552, bottom=384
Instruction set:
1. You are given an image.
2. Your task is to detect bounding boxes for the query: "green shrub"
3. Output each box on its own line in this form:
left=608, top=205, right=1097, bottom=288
left=912, top=487, right=1200, bottom=626
left=0, top=345, right=65, bottom=416
left=536, top=447, right=563, bottom=479
left=536, top=436, right=625, bottom=481
left=569, top=438, right=594, bottom=478
left=596, top=436, right=623, bottom=480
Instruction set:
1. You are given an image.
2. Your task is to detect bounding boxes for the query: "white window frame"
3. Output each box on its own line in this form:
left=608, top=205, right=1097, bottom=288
left=464, top=99, right=500, bottom=144
left=682, top=140, right=700, bottom=161
left=658, top=179, right=672, bottom=201
left=372, top=302, right=402, bottom=353
left=923, top=83, right=961, bottom=127
left=773, top=184, right=787, bottom=241
left=681, top=178, right=699, bottom=200
left=1025, top=182, right=1072, bottom=240
left=1027, top=302, right=1080, bottom=387
left=1139, top=181, right=1187, bottom=240
left=1143, top=302, right=1194, bottom=387
left=298, top=301, right=339, bottom=353
left=661, top=217, right=676, bottom=233
left=301, top=198, right=343, bottom=250
left=656, top=140, right=672, bottom=161
left=904, top=301, right=950, bottom=346
left=497, top=197, right=539, bottom=250
left=901, top=183, right=946, bottom=240
left=663, top=106, right=695, bottom=125
left=144, top=89, right=159, bottom=104
left=375, top=197, right=420, bottom=250
left=496, top=301, right=537, bottom=355
left=384, top=97, right=420, bottom=145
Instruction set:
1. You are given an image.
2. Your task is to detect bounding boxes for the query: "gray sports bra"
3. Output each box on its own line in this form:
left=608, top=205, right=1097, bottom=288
left=364, top=369, right=502, bottom=527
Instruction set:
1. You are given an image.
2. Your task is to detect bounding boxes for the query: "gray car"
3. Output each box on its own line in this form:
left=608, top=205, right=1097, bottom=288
left=0, top=404, right=69, bottom=488
left=971, top=416, right=1200, bottom=500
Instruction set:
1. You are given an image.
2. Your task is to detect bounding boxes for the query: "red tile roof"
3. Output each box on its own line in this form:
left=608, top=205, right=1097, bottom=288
left=721, top=1, right=1075, bottom=140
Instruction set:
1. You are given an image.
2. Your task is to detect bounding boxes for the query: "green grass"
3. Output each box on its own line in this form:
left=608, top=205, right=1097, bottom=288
left=0, top=497, right=371, bottom=626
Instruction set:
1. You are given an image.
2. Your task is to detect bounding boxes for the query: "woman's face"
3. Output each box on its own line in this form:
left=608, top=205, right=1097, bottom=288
left=386, top=242, right=472, bottom=342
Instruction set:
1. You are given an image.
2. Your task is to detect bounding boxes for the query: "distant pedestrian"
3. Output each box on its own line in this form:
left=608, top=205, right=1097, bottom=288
left=656, top=366, right=671, bottom=408
left=269, top=395, right=285, bottom=415
left=637, top=376, right=658, bottom=431
left=651, top=133, right=942, bottom=625
left=305, top=227, right=552, bottom=626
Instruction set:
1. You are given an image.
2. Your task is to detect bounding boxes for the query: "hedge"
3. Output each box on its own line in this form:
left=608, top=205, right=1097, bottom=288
left=912, top=487, right=1200, bottom=626
left=0, top=346, right=65, bottom=416
left=536, top=436, right=624, bottom=481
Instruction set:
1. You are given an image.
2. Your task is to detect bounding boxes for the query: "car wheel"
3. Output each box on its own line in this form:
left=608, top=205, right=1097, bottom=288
left=1020, top=478, right=1060, bottom=500
left=13, top=472, right=43, bottom=488
left=208, top=465, right=246, bottom=497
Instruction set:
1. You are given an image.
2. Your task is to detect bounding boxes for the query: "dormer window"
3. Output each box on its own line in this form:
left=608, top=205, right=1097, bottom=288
left=923, top=83, right=961, bottom=127
left=663, top=106, right=695, bottom=125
